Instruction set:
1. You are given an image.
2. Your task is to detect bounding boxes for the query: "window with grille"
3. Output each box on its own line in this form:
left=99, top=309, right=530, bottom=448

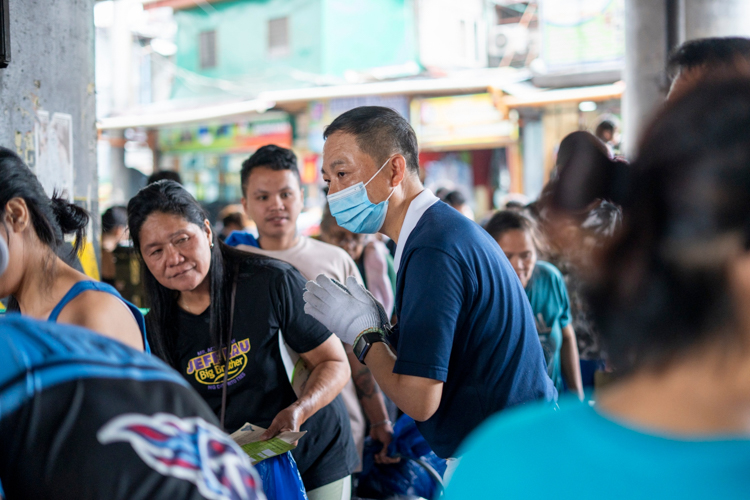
left=268, top=17, right=289, bottom=56
left=199, top=30, right=217, bottom=69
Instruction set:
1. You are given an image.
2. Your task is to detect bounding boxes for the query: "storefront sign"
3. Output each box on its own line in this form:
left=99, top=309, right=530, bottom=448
left=410, top=93, right=513, bottom=150
left=158, top=115, right=292, bottom=153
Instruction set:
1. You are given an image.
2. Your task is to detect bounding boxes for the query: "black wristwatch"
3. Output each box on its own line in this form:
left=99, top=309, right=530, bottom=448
left=353, top=329, right=387, bottom=364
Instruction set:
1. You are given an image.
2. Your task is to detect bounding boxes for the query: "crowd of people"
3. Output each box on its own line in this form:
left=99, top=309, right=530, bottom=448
left=3, top=36, right=750, bottom=499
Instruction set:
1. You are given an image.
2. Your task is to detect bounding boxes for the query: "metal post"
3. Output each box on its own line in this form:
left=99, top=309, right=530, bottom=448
left=0, top=0, right=10, bottom=68
left=665, top=0, right=684, bottom=55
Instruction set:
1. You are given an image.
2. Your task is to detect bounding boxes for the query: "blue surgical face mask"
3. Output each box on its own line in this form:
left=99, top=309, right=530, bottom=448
left=327, top=156, right=396, bottom=234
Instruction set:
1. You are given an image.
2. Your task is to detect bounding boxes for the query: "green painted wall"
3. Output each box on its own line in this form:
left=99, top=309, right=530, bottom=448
left=321, top=0, right=417, bottom=76
left=173, top=0, right=324, bottom=99
left=172, top=0, right=417, bottom=100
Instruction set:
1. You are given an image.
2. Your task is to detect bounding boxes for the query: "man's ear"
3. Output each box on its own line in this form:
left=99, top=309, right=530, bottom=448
left=4, top=198, right=31, bottom=234
left=390, top=154, right=407, bottom=187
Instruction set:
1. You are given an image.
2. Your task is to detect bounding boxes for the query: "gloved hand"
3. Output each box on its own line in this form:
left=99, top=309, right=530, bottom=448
left=361, top=286, right=391, bottom=333
left=304, top=274, right=383, bottom=345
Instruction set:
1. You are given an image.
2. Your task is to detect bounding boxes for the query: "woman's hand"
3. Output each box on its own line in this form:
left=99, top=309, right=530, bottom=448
left=259, top=404, right=303, bottom=442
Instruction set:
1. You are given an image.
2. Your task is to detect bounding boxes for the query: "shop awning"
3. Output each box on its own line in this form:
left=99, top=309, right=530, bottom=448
left=97, top=99, right=276, bottom=130
left=498, top=81, right=625, bottom=108
left=97, top=69, right=530, bottom=131
left=141, top=0, right=235, bottom=11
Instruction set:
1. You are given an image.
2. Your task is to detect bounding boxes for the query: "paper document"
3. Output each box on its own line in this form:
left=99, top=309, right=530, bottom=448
left=229, top=422, right=307, bottom=465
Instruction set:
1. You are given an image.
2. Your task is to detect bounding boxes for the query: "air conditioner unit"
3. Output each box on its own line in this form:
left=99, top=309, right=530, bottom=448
left=488, top=24, right=529, bottom=58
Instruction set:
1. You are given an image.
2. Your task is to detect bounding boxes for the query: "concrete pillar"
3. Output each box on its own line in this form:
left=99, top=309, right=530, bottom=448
left=623, top=0, right=668, bottom=156
left=521, top=118, right=544, bottom=199
left=0, top=0, right=98, bottom=234
left=623, top=0, right=750, bottom=156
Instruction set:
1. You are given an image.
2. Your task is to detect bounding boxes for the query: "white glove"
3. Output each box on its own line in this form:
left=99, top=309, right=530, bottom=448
left=303, top=274, right=381, bottom=345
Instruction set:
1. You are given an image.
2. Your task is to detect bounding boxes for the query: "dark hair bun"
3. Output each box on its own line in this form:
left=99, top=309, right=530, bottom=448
left=50, top=195, right=90, bottom=235
left=552, top=134, right=630, bottom=212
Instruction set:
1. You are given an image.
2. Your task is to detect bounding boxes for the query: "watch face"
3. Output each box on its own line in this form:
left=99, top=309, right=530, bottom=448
left=354, top=336, right=367, bottom=356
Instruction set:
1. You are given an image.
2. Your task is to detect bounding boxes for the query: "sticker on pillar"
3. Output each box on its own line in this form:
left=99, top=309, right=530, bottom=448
left=35, top=110, right=74, bottom=200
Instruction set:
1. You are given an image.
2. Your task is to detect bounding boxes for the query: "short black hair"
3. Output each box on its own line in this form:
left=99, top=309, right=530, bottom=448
left=434, top=187, right=450, bottom=201
left=595, top=121, right=615, bottom=136
left=101, top=205, right=128, bottom=234
left=240, top=144, right=300, bottom=192
left=484, top=209, right=542, bottom=248
left=148, top=170, right=182, bottom=185
left=556, top=131, right=610, bottom=169
left=222, top=212, right=245, bottom=228
left=667, top=37, right=750, bottom=79
left=323, top=106, right=420, bottom=174
left=444, top=190, right=466, bottom=208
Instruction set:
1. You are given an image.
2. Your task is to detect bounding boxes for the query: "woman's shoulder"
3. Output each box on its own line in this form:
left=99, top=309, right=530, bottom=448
left=534, top=260, right=564, bottom=278
left=63, top=287, right=130, bottom=318
left=55, top=280, right=144, bottom=350
left=529, top=260, right=566, bottom=288
left=447, top=400, right=597, bottom=498
left=53, top=276, right=126, bottom=313
left=461, top=400, right=578, bottom=451
left=448, top=398, right=750, bottom=499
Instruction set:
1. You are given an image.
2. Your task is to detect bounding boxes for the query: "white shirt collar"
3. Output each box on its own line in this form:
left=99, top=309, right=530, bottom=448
left=393, top=188, right=440, bottom=273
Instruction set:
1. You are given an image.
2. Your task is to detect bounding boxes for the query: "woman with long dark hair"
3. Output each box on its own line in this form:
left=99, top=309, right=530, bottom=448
left=445, top=79, right=750, bottom=498
left=127, top=180, right=358, bottom=500
left=0, top=147, right=146, bottom=351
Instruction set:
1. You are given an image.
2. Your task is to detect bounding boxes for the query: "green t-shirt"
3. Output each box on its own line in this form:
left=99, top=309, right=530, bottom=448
left=525, top=260, right=571, bottom=392
left=446, top=399, right=750, bottom=499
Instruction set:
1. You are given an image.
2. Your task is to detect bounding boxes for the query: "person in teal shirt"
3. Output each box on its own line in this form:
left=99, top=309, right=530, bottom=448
left=445, top=398, right=750, bottom=499
left=486, top=210, right=584, bottom=399
left=445, top=80, right=750, bottom=499
left=526, top=260, right=570, bottom=391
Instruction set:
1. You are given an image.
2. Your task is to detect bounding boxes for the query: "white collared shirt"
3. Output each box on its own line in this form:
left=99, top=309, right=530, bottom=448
left=393, top=188, right=440, bottom=273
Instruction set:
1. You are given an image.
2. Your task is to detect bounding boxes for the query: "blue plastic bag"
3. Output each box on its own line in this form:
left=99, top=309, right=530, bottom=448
left=358, top=415, right=447, bottom=499
left=254, top=451, right=308, bottom=500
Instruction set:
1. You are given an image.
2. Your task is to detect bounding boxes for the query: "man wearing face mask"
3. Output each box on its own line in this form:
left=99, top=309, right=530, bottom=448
left=304, top=106, right=556, bottom=476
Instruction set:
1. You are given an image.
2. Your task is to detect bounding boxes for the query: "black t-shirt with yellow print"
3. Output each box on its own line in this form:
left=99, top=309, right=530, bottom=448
left=174, top=255, right=358, bottom=491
